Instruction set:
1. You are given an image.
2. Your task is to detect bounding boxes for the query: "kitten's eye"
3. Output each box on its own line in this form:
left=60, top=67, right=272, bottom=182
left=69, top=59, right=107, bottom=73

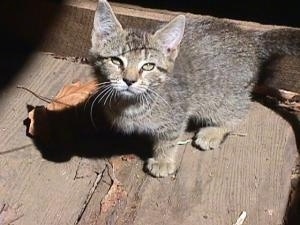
left=111, top=57, right=123, bottom=66
left=141, top=63, right=155, bottom=71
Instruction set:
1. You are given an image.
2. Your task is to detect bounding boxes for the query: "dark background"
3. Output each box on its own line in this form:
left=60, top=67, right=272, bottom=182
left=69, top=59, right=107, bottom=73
left=112, top=0, right=300, bottom=28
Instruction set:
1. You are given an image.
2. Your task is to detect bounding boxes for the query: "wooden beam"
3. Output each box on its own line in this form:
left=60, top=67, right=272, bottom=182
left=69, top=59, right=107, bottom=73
left=38, top=0, right=300, bottom=93
left=39, top=0, right=287, bottom=58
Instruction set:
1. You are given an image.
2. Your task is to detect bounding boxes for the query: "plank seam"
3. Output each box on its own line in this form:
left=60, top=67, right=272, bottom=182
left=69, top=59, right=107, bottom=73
left=74, top=165, right=108, bottom=225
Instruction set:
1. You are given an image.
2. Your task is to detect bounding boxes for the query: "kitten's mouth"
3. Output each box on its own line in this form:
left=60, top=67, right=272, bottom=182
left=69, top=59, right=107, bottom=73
left=111, top=82, right=145, bottom=99
left=118, top=86, right=145, bottom=97
left=120, top=89, right=135, bottom=96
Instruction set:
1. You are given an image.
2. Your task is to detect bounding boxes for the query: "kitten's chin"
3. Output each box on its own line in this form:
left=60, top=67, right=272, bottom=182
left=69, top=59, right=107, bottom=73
left=117, top=86, right=145, bottom=98
left=120, top=90, right=135, bottom=97
left=117, top=90, right=140, bottom=102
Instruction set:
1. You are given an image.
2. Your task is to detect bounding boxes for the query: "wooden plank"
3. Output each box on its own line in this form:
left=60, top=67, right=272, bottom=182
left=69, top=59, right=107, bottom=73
left=39, top=1, right=166, bottom=58
left=38, top=0, right=300, bottom=93
left=0, top=53, right=106, bottom=225
left=0, top=1, right=298, bottom=225
left=77, top=103, right=298, bottom=225
left=40, top=0, right=288, bottom=58
left=0, top=53, right=297, bottom=225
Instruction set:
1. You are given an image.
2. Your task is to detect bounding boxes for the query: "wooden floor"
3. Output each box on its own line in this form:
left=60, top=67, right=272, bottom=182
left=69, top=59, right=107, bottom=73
left=0, top=52, right=298, bottom=225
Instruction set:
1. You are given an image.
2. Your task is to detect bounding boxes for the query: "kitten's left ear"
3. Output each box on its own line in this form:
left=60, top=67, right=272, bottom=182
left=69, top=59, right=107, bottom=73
left=154, top=15, right=186, bottom=56
left=92, top=0, right=123, bottom=45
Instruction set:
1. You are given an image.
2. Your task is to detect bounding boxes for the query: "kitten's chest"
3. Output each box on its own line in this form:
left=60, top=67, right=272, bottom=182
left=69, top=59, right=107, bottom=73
left=107, top=105, right=160, bottom=134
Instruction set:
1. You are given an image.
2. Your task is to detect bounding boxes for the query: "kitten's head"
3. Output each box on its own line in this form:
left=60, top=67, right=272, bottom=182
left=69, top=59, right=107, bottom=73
left=89, top=0, right=185, bottom=101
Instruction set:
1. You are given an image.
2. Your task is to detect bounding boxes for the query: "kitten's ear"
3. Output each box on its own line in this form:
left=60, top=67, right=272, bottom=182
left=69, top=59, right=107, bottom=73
left=92, top=0, right=122, bottom=44
left=154, top=15, right=185, bottom=54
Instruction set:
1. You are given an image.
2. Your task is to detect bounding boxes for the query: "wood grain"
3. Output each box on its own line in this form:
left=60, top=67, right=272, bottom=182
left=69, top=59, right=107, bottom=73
left=77, top=103, right=298, bottom=225
left=0, top=53, right=297, bottom=225
left=40, top=0, right=290, bottom=58
left=0, top=53, right=106, bottom=225
left=0, top=1, right=299, bottom=224
left=39, top=0, right=300, bottom=94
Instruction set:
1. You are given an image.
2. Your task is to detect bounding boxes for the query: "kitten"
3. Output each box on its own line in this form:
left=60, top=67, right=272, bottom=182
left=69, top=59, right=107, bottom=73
left=89, top=0, right=300, bottom=177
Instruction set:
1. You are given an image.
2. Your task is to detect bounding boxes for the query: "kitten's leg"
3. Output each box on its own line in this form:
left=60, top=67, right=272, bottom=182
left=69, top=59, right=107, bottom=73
left=193, top=90, right=252, bottom=151
left=146, top=137, right=180, bottom=177
left=193, top=106, right=247, bottom=151
left=193, top=126, right=229, bottom=150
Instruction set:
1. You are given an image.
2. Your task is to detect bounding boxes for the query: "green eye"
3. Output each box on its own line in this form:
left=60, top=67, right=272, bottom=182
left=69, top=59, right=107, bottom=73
left=111, top=57, right=123, bottom=66
left=141, top=63, right=155, bottom=71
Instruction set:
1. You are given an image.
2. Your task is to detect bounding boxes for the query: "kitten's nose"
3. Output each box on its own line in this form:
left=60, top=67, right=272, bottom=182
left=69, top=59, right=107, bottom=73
left=123, top=78, right=136, bottom=86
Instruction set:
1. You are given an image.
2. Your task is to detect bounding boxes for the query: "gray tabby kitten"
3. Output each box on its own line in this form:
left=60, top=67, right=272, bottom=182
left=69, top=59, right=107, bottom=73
left=89, top=0, right=300, bottom=177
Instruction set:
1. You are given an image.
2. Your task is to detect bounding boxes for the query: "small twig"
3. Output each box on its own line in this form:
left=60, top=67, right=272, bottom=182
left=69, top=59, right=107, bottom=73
left=0, top=144, right=33, bottom=156
left=177, top=139, right=192, bottom=145
left=17, top=86, right=52, bottom=103
left=73, top=159, right=82, bottom=180
left=233, top=211, right=247, bottom=225
left=229, top=132, right=247, bottom=137
left=17, top=85, right=75, bottom=108
left=0, top=203, right=5, bottom=214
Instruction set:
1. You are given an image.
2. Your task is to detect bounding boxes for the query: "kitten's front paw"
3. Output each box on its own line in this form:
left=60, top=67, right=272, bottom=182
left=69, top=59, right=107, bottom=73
left=193, top=127, right=228, bottom=151
left=146, top=158, right=176, bottom=177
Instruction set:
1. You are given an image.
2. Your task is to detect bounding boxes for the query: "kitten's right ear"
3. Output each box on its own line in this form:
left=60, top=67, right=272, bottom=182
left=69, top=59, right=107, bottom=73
left=154, top=15, right=185, bottom=56
left=92, top=0, right=122, bottom=45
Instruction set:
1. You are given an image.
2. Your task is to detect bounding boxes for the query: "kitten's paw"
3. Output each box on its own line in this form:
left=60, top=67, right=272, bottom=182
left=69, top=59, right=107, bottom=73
left=193, top=127, right=228, bottom=151
left=146, top=158, right=176, bottom=177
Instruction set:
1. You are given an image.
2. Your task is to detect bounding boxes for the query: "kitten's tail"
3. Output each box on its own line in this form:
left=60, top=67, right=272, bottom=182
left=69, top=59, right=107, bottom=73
left=257, top=28, right=300, bottom=93
left=259, top=28, right=300, bottom=58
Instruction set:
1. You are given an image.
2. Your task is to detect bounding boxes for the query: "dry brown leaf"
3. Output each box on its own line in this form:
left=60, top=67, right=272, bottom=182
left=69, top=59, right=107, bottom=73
left=27, top=106, right=46, bottom=136
left=47, top=80, right=98, bottom=111
left=26, top=80, right=98, bottom=136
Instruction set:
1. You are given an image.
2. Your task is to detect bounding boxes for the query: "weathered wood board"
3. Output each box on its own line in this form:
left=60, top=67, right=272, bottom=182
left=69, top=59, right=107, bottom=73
left=40, top=0, right=288, bottom=58
left=0, top=53, right=106, bottom=225
left=0, top=53, right=296, bottom=225
left=78, top=102, right=298, bottom=225
left=39, top=0, right=300, bottom=93
left=0, top=0, right=299, bottom=224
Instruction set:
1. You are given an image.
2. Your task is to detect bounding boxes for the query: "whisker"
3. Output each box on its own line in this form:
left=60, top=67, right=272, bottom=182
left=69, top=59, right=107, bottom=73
left=95, top=81, right=113, bottom=86
left=143, top=92, right=151, bottom=108
left=89, top=91, right=104, bottom=129
left=146, top=91, right=155, bottom=105
left=109, top=88, right=116, bottom=108
left=103, top=86, right=114, bottom=106
left=97, top=86, right=113, bottom=104
left=139, top=92, right=145, bottom=109
left=136, top=85, right=157, bottom=108
left=89, top=84, right=112, bottom=128
left=96, top=85, right=111, bottom=101
left=146, top=87, right=171, bottom=108
left=84, top=84, right=109, bottom=112
left=136, top=87, right=150, bottom=108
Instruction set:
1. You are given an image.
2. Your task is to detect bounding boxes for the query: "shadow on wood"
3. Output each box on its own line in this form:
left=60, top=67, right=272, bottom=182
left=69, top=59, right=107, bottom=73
left=0, top=0, right=63, bottom=89
left=23, top=99, right=153, bottom=163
